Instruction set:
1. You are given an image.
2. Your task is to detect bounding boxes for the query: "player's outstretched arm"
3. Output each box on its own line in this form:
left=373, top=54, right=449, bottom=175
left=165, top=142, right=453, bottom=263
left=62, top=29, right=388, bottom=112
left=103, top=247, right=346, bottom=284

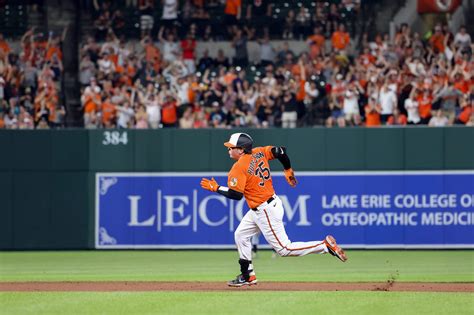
left=200, top=177, right=243, bottom=200
left=271, top=146, right=298, bottom=187
left=216, top=186, right=244, bottom=200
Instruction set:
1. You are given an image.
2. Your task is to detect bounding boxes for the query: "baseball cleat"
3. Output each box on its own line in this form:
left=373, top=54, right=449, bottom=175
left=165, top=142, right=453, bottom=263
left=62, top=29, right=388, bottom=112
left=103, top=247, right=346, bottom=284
left=227, top=274, right=258, bottom=287
left=325, top=235, right=348, bottom=262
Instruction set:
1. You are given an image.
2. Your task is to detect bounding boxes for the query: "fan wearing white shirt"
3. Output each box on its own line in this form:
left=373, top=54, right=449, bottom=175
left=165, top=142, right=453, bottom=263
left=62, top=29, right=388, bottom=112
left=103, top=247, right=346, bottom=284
left=304, top=81, right=319, bottom=104
left=161, top=0, right=178, bottom=32
left=159, top=27, right=181, bottom=64
left=404, top=88, right=420, bottom=125
left=429, top=110, right=449, bottom=127
left=454, top=25, right=471, bottom=51
left=145, top=94, right=161, bottom=129
left=98, top=52, right=115, bottom=75
left=378, top=83, right=397, bottom=124
left=343, top=83, right=361, bottom=125
left=116, top=102, right=135, bottom=129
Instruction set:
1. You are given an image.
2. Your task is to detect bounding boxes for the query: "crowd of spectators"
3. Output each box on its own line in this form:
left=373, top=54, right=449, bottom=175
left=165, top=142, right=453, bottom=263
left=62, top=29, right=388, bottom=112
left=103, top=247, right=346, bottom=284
left=0, top=27, right=66, bottom=129
left=0, top=0, right=472, bottom=129
left=78, top=19, right=472, bottom=129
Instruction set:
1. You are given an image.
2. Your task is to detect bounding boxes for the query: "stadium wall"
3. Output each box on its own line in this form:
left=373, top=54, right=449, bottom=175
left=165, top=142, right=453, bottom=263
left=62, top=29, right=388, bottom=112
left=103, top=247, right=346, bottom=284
left=0, top=127, right=473, bottom=249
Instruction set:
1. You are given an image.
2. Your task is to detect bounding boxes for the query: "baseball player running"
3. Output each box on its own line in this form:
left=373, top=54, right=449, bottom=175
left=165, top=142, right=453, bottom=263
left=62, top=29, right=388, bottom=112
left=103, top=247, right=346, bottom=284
left=200, top=133, right=347, bottom=287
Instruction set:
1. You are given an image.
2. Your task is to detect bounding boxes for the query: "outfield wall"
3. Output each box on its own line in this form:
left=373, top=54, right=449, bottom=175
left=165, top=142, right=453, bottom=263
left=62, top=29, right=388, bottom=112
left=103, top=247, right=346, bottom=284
left=0, top=127, right=473, bottom=249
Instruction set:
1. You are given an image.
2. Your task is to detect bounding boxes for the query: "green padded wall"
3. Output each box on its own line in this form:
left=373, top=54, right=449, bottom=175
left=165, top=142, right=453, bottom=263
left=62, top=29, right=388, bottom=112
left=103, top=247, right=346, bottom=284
left=49, top=172, right=90, bottom=248
left=12, top=131, right=52, bottom=171
left=325, top=128, right=366, bottom=170
left=404, top=127, right=445, bottom=169
left=0, top=172, right=13, bottom=249
left=365, top=128, right=404, bottom=170
left=51, top=131, right=89, bottom=171
left=444, top=127, right=474, bottom=169
left=0, top=132, right=12, bottom=170
left=12, top=172, right=53, bottom=248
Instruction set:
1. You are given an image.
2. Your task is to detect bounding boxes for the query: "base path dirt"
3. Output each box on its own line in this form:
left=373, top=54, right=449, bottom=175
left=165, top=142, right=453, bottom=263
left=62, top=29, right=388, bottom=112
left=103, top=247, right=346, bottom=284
left=1, top=282, right=473, bottom=292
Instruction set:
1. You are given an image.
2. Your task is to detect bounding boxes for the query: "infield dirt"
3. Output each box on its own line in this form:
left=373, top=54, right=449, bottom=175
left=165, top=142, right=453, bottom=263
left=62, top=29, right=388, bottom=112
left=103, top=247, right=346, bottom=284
left=1, top=282, right=472, bottom=292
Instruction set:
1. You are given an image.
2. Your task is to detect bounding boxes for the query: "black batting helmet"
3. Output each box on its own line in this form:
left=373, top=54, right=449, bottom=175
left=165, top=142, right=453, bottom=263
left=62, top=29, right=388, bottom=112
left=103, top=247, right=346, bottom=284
left=224, top=133, right=253, bottom=154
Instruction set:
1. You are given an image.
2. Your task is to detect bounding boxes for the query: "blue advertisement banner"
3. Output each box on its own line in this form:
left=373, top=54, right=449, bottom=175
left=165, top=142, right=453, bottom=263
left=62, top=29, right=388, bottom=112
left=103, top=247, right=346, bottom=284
left=95, top=171, right=474, bottom=249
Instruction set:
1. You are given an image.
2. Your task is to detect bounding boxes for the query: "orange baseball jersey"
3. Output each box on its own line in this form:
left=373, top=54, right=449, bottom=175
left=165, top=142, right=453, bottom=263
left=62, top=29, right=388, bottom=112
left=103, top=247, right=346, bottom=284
left=227, top=146, right=276, bottom=209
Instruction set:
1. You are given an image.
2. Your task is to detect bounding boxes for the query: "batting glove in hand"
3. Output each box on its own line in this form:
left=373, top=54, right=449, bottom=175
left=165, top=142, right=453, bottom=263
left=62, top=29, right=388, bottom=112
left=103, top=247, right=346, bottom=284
left=200, top=177, right=219, bottom=192
left=284, top=168, right=298, bottom=187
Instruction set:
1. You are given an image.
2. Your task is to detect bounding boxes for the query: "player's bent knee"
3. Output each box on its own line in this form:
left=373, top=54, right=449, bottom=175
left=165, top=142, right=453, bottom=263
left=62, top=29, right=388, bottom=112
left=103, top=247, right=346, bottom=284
left=234, top=231, right=248, bottom=246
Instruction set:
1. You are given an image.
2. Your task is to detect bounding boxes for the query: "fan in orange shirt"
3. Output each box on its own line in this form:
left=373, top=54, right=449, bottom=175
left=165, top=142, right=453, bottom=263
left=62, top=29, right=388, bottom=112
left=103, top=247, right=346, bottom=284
left=45, top=38, right=63, bottom=62
left=187, top=76, right=199, bottom=104
left=0, top=33, right=11, bottom=56
left=161, top=96, right=178, bottom=127
left=100, top=97, right=116, bottom=127
left=223, top=70, right=237, bottom=86
left=453, top=73, right=469, bottom=94
left=358, top=47, right=376, bottom=68
left=456, top=97, right=472, bottom=125
left=200, top=133, right=347, bottom=288
left=365, top=97, right=381, bottom=127
left=429, top=27, right=445, bottom=53
left=306, top=26, right=325, bottom=59
left=224, top=0, right=241, bottom=34
left=331, top=24, right=350, bottom=51
left=141, top=36, right=161, bottom=65
left=225, top=0, right=241, bottom=16
left=82, top=86, right=102, bottom=114
left=417, top=89, right=433, bottom=124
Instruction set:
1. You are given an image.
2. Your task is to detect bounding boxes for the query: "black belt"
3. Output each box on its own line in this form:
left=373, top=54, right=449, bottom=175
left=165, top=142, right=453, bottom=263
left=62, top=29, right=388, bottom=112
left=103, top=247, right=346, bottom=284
left=252, top=196, right=275, bottom=211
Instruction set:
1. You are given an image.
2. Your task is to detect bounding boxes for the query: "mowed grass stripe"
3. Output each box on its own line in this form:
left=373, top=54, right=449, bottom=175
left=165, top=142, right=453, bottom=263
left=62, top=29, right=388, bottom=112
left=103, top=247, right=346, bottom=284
left=1, top=291, right=473, bottom=315
left=1, top=250, right=473, bottom=282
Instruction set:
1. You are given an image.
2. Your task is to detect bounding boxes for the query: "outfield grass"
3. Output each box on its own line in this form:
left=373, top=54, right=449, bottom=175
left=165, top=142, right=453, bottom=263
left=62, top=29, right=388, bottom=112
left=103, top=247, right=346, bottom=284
left=1, top=250, right=473, bottom=282
left=1, top=291, right=473, bottom=315
left=1, top=250, right=473, bottom=315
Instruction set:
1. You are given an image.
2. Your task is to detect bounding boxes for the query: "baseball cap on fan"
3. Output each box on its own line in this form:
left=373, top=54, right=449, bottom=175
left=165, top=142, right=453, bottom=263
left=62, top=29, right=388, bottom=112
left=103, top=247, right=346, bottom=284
left=224, top=133, right=253, bottom=153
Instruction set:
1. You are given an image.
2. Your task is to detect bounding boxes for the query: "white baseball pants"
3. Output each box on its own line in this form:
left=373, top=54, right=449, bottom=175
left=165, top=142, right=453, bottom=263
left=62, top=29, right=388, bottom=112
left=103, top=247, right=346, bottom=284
left=234, top=195, right=328, bottom=261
